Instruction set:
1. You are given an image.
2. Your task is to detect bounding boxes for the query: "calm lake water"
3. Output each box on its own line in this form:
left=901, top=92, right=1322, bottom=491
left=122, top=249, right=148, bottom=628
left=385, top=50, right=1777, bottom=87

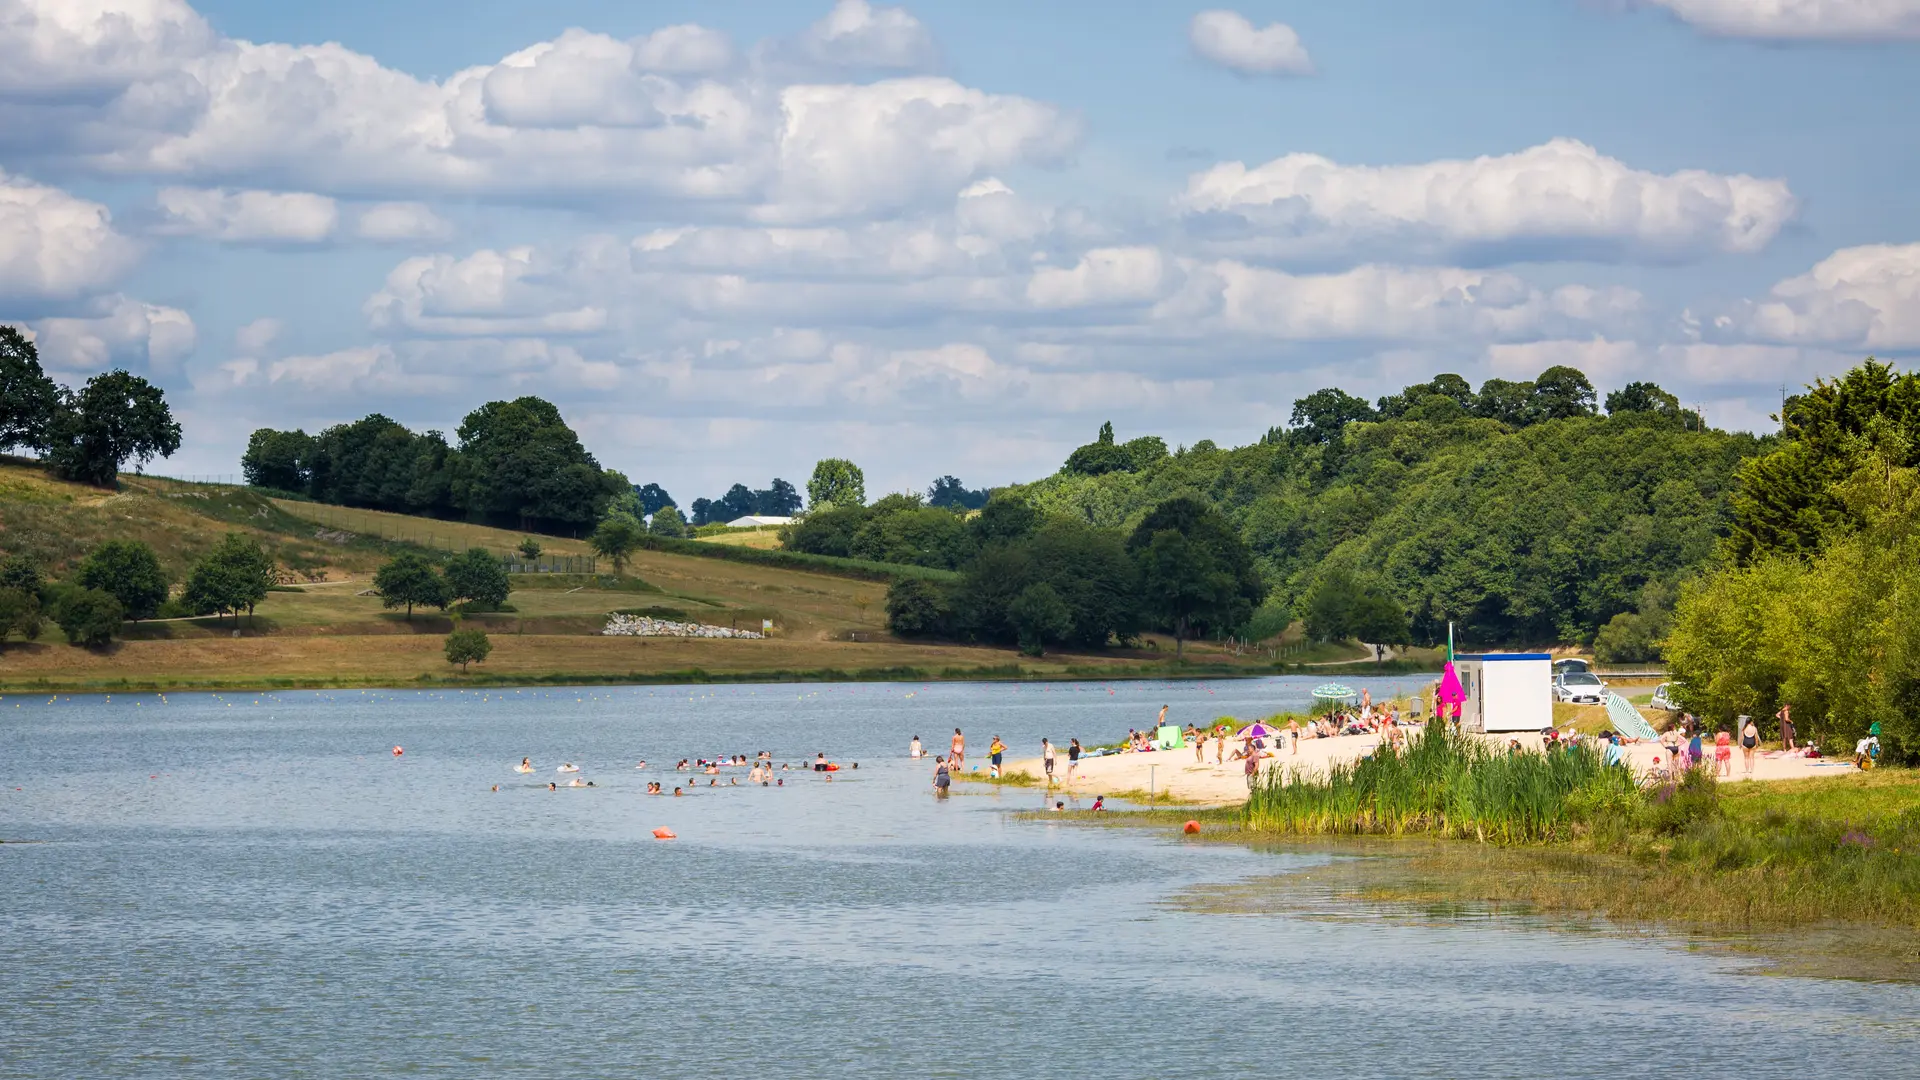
left=4, top=676, right=1916, bottom=1078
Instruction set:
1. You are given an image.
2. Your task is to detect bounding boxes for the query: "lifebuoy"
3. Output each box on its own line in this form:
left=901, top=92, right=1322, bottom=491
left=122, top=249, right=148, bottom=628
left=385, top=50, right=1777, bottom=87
left=652, top=827, right=676, bottom=839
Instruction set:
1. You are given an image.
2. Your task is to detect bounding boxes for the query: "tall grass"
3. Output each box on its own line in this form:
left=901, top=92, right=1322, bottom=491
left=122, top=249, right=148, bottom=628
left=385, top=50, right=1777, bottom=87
left=1245, top=722, right=1640, bottom=843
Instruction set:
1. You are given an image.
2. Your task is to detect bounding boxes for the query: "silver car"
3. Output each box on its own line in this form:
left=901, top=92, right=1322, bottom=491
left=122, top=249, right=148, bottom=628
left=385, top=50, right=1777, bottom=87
left=1649, top=683, right=1680, bottom=711
left=1554, top=671, right=1607, bottom=705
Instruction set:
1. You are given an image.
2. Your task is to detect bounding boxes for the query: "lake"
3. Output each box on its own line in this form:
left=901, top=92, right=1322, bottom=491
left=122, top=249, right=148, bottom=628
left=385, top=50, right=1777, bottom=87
left=3, top=677, right=1916, bottom=1078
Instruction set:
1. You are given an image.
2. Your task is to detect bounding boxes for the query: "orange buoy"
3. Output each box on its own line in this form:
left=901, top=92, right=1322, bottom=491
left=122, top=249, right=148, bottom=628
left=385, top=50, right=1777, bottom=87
left=392, top=746, right=404, bottom=756
left=652, top=827, right=677, bottom=840
left=1183, top=820, right=1201, bottom=834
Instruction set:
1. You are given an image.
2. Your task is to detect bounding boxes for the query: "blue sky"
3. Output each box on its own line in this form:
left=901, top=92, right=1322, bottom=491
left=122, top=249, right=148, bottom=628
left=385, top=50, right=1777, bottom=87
left=3, top=0, right=1917, bottom=504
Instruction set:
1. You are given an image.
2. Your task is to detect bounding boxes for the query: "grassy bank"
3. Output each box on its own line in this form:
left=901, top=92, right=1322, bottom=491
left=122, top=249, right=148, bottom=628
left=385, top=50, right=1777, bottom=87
left=1231, top=723, right=1920, bottom=931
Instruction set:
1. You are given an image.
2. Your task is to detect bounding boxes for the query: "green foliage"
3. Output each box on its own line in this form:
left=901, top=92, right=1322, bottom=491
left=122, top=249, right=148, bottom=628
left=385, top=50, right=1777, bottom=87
left=1242, top=598, right=1292, bottom=643
left=182, top=534, right=277, bottom=621
left=807, top=458, right=866, bottom=509
left=444, top=548, right=511, bottom=609
left=927, top=475, right=990, bottom=509
left=1665, top=460, right=1920, bottom=762
left=1590, top=581, right=1675, bottom=664
left=0, top=586, right=43, bottom=643
left=1014, top=379, right=1757, bottom=646
left=1729, top=358, right=1920, bottom=562
left=884, top=577, right=953, bottom=637
left=241, top=427, right=315, bottom=490
left=1287, top=387, right=1376, bottom=445
left=246, top=396, right=623, bottom=531
left=43, top=370, right=182, bottom=486
left=649, top=505, right=689, bottom=537
left=373, top=552, right=450, bottom=619
left=1008, top=582, right=1073, bottom=655
left=54, top=587, right=123, bottom=646
left=588, top=513, right=646, bottom=573
left=516, top=537, right=542, bottom=559
left=1302, top=567, right=1408, bottom=645
left=0, top=326, right=60, bottom=453
left=76, top=539, right=170, bottom=621
left=444, top=627, right=492, bottom=671
left=851, top=506, right=973, bottom=568
left=0, top=553, right=46, bottom=596
left=1126, top=496, right=1265, bottom=653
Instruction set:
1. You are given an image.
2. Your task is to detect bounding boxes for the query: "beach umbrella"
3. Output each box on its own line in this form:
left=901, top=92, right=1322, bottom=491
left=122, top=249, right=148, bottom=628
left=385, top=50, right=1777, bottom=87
left=1237, top=722, right=1275, bottom=739
left=1311, top=683, right=1356, bottom=701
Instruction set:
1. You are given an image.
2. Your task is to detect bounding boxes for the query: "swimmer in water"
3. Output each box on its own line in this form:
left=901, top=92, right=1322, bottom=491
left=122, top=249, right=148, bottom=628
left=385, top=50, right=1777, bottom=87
left=673, top=786, right=683, bottom=797
left=548, top=782, right=557, bottom=791
left=557, top=763, right=579, bottom=773
left=516, top=757, right=534, bottom=773
left=634, top=759, right=647, bottom=769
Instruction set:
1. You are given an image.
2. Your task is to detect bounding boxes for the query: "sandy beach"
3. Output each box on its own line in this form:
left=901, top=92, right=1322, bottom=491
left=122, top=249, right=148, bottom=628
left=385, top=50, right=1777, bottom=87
left=1003, top=727, right=1857, bottom=806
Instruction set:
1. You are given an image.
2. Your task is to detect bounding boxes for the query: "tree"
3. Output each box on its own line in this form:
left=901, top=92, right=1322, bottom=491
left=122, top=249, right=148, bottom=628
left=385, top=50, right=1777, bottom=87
left=1288, top=388, right=1376, bottom=445
left=444, top=548, right=511, bottom=609
left=1008, top=582, right=1074, bottom=656
left=76, top=540, right=170, bottom=622
left=807, top=458, right=866, bottom=509
left=588, top=514, right=646, bottom=573
left=449, top=396, right=622, bottom=530
left=689, top=497, right=715, bottom=526
left=0, top=554, right=46, bottom=596
left=1474, top=378, right=1536, bottom=426
left=0, top=587, right=43, bottom=644
left=517, top=537, right=543, bottom=560
left=634, top=483, right=675, bottom=517
left=374, top=553, right=450, bottom=619
left=757, top=478, right=802, bottom=516
left=183, top=534, right=277, bottom=622
left=1065, top=421, right=1134, bottom=475
left=649, top=505, right=689, bottom=537
left=928, top=476, right=990, bottom=510
left=885, top=577, right=954, bottom=637
left=1377, top=374, right=1474, bottom=418
left=971, top=496, right=1040, bottom=546
left=1121, top=436, right=1169, bottom=471
left=1125, top=497, right=1266, bottom=656
left=1606, top=381, right=1681, bottom=416
left=0, top=326, right=59, bottom=453
left=444, top=627, right=492, bottom=671
left=241, top=428, right=316, bottom=490
left=1531, top=365, right=1598, bottom=420
left=55, top=588, right=122, bottom=646
left=43, top=370, right=182, bottom=486
left=715, top=483, right=758, bottom=521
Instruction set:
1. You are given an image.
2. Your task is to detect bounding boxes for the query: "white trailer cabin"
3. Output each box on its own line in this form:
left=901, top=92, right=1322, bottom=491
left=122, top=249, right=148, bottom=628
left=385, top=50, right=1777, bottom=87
left=1455, top=653, right=1553, bottom=734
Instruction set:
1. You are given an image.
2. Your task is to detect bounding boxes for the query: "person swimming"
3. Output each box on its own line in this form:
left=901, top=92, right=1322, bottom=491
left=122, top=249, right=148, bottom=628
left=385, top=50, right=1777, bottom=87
left=634, top=759, right=647, bottom=769
left=557, top=763, right=580, bottom=773
left=548, top=782, right=557, bottom=791
left=673, top=786, right=683, bottom=796
left=567, top=777, right=588, bottom=787
left=515, top=757, right=534, bottom=773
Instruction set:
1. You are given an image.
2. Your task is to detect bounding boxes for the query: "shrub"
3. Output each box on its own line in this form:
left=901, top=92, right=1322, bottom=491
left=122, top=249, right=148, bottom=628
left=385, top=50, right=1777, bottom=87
left=444, top=627, right=492, bottom=671
left=55, top=587, right=123, bottom=647
left=0, top=586, right=43, bottom=643
left=76, top=539, right=169, bottom=622
left=444, top=548, right=510, bottom=609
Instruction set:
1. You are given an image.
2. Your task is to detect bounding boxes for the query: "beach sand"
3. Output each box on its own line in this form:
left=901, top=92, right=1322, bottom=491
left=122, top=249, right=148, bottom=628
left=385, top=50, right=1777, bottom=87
left=1002, top=728, right=1855, bottom=806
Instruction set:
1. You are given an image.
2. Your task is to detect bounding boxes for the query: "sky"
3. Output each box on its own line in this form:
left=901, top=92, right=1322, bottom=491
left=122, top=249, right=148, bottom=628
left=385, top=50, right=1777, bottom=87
left=3, top=0, right=1918, bottom=505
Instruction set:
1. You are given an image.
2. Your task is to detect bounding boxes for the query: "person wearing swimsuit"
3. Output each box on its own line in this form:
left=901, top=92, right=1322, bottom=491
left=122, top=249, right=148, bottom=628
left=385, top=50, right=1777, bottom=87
left=1714, top=729, right=1733, bottom=778
left=1741, top=717, right=1760, bottom=776
left=950, top=728, right=965, bottom=769
left=1067, top=738, right=1081, bottom=783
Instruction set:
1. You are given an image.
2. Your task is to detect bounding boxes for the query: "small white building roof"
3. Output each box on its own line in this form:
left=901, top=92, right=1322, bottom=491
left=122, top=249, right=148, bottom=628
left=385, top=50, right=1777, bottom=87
left=724, top=515, right=793, bottom=527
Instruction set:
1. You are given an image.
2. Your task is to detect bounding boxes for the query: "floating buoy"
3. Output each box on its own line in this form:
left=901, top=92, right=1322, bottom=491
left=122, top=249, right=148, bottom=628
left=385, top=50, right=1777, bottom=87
left=652, top=827, right=677, bottom=840
left=392, top=746, right=404, bottom=757
left=1183, top=820, right=1201, bottom=834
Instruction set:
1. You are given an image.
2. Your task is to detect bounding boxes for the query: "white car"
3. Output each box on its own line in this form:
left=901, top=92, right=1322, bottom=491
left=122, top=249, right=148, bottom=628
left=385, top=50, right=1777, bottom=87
left=1554, top=671, right=1607, bottom=705
left=1649, top=683, right=1680, bottom=711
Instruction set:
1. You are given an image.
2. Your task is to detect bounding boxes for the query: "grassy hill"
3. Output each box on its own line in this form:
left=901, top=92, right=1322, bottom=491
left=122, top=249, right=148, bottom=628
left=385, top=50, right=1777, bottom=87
left=0, top=459, right=1291, bottom=690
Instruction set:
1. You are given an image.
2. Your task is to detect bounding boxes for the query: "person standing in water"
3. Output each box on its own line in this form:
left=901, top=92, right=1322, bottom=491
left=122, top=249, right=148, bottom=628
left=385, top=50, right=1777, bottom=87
left=909, top=735, right=922, bottom=759
left=1041, top=738, right=1056, bottom=785
left=933, top=756, right=952, bottom=797
left=950, top=728, right=965, bottom=769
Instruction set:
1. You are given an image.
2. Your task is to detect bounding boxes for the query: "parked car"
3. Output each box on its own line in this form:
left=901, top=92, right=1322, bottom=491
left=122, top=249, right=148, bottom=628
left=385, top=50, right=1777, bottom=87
left=1553, top=671, right=1607, bottom=705
left=1552, top=658, right=1592, bottom=676
left=1649, top=683, right=1680, bottom=711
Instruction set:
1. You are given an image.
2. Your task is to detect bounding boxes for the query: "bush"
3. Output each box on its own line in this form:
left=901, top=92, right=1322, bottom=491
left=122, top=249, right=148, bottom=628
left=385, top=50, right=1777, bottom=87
left=0, top=586, right=43, bottom=643
left=885, top=578, right=953, bottom=637
left=444, top=627, right=492, bottom=671
left=76, top=539, right=169, bottom=622
left=444, top=548, right=511, bottom=609
left=55, top=587, right=123, bottom=646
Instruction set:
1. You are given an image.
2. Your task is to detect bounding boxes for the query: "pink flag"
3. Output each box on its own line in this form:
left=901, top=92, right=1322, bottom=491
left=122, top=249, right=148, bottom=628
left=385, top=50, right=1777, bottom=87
left=1438, top=660, right=1466, bottom=719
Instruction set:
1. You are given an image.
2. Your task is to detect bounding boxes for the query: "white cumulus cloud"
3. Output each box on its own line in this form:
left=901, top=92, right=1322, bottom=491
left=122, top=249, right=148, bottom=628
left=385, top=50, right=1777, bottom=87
left=1639, top=0, right=1920, bottom=40
left=1027, top=247, right=1169, bottom=309
left=1189, top=10, right=1314, bottom=76
left=154, top=187, right=339, bottom=242
left=366, top=248, right=608, bottom=337
left=791, top=0, right=937, bottom=71
left=30, top=293, right=195, bottom=371
left=1740, top=242, right=1920, bottom=349
left=1177, top=138, right=1796, bottom=264
left=354, top=202, right=453, bottom=242
left=0, top=169, right=139, bottom=300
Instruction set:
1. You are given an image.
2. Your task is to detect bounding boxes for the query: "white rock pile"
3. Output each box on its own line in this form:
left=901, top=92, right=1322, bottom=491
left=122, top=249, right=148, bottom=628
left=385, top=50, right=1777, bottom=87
left=602, top=613, right=764, bottom=639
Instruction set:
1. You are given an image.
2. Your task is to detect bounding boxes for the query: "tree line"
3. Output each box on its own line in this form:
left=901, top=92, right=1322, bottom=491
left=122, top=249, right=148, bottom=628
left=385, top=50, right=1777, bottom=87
left=1663, top=359, right=1920, bottom=762
left=1021, top=363, right=1755, bottom=650
left=242, top=397, right=627, bottom=532
left=883, top=494, right=1265, bottom=656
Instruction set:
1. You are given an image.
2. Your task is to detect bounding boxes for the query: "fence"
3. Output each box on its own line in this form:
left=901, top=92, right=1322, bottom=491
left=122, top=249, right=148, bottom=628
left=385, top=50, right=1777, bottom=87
left=502, top=555, right=598, bottom=575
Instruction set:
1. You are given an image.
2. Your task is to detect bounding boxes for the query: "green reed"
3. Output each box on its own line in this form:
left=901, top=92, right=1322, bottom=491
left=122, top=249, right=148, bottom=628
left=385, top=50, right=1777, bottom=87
left=1244, top=722, right=1641, bottom=843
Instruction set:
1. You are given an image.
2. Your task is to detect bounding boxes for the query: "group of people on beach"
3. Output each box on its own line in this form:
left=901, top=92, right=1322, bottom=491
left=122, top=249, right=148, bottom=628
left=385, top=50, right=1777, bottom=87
left=505, top=750, right=852, bottom=796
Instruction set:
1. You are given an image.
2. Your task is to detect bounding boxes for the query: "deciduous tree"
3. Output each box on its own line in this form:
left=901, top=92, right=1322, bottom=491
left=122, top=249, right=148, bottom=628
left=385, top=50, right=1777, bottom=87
left=76, top=540, right=169, bottom=622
